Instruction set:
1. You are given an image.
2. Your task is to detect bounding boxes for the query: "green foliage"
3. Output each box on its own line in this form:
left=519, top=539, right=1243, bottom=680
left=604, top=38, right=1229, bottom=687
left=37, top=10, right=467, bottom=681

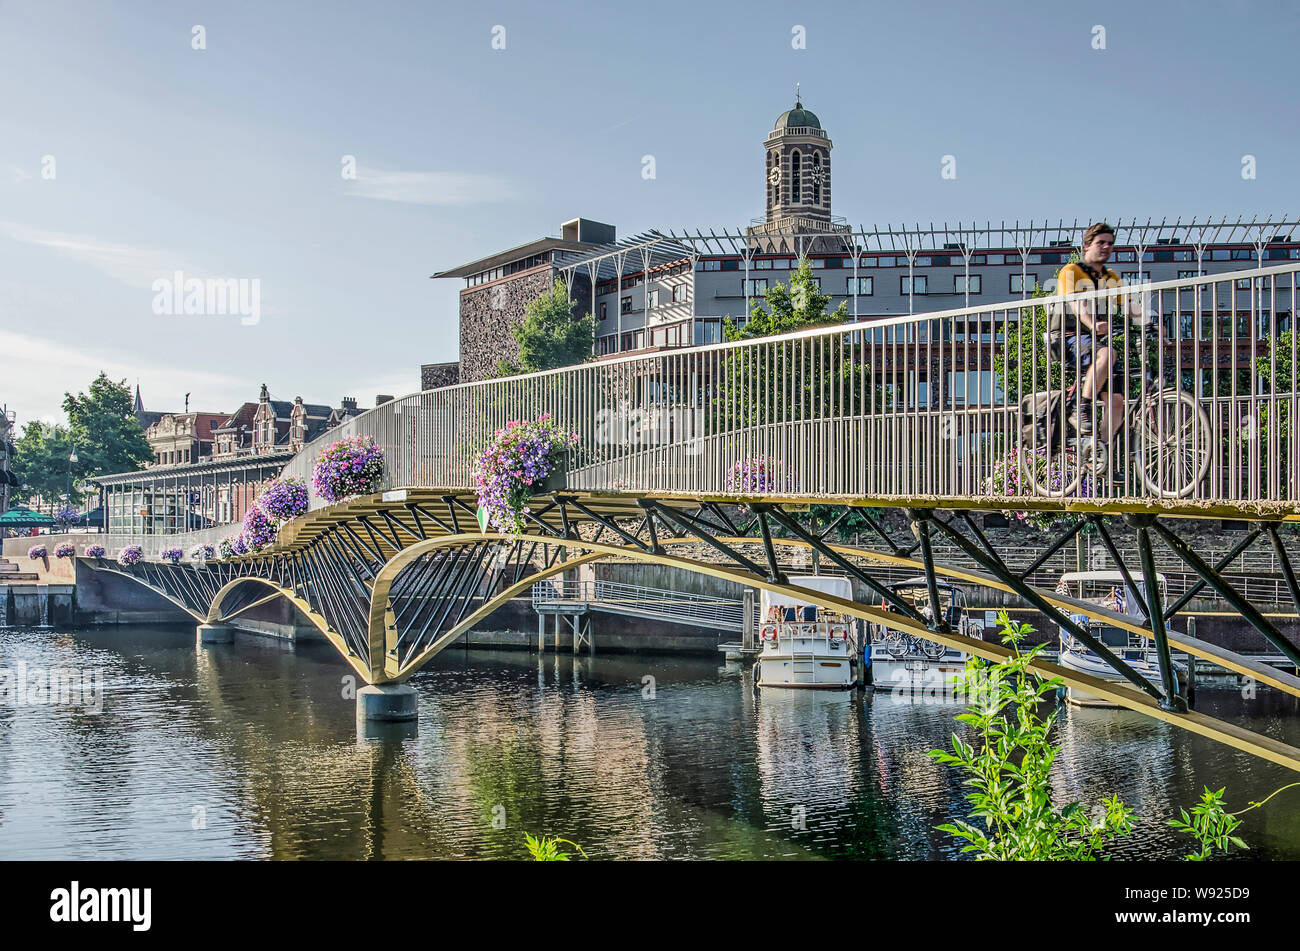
left=724, top=257, right=849, bottom=342
left=992, top=285, right=1061, bottom=407
left=930, top=611, right=1136, bottom=860
left=1251, top=329, right=1296, bottom=450
left=1168, top=787, right=1248, bottom=861
left=11, top=372, right=150, bottom=507
left=524, top=833, right=587, bottom=861
left=807, top=504, right=881, bottom=541
left=510, top=280, right=594, bottom=374
left=717, top=258, right=870, bottom=435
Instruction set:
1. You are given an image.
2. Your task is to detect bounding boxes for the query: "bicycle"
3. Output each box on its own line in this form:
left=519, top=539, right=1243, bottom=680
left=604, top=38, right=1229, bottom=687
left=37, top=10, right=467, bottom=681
left=1020, top=324, right=1213, bottom=498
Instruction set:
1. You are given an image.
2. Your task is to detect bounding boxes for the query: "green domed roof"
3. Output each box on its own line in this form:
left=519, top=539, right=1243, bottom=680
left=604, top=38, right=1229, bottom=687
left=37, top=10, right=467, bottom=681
left=775, top=102, right=821, bottom=130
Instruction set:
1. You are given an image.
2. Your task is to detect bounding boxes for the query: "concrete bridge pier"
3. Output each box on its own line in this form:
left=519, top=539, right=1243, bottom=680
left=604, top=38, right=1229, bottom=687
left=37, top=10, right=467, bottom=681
left=356, top=684, right=419, bottom=723
left=197, top=623, right=234, bottom=644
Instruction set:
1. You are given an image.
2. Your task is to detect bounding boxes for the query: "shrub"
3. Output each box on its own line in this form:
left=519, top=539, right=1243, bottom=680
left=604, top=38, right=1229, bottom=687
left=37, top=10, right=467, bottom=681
left=312, top=436, right=384, bottom=503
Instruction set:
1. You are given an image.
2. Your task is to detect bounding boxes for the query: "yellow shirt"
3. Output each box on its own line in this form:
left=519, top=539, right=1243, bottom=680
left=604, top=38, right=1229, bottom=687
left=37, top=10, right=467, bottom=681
left=1056, top=262, right=1124, bottom=333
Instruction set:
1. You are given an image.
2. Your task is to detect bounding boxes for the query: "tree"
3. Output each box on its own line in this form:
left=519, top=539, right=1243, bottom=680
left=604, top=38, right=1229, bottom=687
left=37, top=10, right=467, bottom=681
left=504, top=280, right=595, bottom=375
left=719, top=257, right=854, bottom=430
left=63, top=373, right=152, bottom=481
left=11, top=420, right=75, bottom=507
left=11, top=373, right=150, bottom=507
left=723, top=256, right=849, bottom=342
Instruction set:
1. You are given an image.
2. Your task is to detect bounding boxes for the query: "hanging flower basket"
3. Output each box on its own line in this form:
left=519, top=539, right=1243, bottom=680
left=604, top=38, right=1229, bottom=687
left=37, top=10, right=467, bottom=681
left=117, top=545, right=144, bottom=567
left=256, top=476, right=309, bottom=522
left=54, top=504, right=80, bottom=526
left=191, top=544, right=216, bottom=562
left=54, top=543, right=77, bottom=559
left=161, top=547, right=184, bottom=564
left=473, top=414, right=578, bottom=538
left=218, top=537, right=236, bottom=560
left=231, top=535, right=249, bottom=556
left=982, top=447, right=1093, bottom=530
left=86, top=544, right=106, bottom=559
left=312, top=436, right=385, bottom=503
left=28, top=545, right=47, bottom=560
left=241, top=504, right=276, bottom=552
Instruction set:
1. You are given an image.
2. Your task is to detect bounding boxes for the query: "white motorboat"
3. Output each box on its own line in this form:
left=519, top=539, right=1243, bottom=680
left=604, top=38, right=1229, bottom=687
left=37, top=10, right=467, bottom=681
left=1054, top=570, right=1185, bottom=707
left=753, top=575, right=858, bottom=689
left=868, top=578, right=985, bottom=692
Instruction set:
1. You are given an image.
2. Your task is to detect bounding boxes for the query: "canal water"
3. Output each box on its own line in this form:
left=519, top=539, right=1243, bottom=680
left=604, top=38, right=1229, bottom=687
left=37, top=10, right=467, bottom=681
left=1, top=624, right=1297, bottom=860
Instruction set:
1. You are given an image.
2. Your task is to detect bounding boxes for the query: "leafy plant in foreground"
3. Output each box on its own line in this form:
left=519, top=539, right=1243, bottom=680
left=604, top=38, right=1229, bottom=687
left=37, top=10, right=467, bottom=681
left=524, top=833, right=587, bottom=861
left=930, top=611, right=1135, bottom=859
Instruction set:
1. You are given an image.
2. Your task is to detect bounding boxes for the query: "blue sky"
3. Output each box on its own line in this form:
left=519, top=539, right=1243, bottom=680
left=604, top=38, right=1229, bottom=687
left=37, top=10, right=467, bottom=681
left=1, top=0, right=1296, bottom=426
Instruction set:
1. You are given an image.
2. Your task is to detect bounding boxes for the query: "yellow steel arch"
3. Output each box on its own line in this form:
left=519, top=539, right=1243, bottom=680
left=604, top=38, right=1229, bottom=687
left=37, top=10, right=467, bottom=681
left=204, top=575, right=371, bottom=682
left=371, top=533, right=1300, bottom=774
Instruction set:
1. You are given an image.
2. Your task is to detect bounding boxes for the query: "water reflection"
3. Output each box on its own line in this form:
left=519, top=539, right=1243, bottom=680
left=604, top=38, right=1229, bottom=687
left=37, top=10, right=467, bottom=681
left=0, top=625, right=1296, bottom=860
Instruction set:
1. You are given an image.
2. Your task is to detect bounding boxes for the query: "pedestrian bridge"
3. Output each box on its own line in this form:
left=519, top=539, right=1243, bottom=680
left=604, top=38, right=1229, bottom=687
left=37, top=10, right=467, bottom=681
left=88, top=263, right=1300, bottom=769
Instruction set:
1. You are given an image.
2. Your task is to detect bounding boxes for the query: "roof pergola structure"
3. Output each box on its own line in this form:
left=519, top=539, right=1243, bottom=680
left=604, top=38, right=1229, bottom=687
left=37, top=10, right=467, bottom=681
left=553, top=215, right=1298, bottom=320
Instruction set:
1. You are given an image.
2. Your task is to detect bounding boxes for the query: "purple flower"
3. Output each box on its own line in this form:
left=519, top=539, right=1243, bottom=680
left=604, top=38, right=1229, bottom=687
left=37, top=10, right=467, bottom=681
left=312, top=436, right=384, bottom=503
left=28, top=545, right=47, bottom=559
left=86, top=544, right=106, bottom=558
left=116, top=545, right=144, bottom=567
left=54, top=542, right=77, bottom=558
left=161, top=547, right=184, bottom=564
left=241, top=504, right=277, bottom=552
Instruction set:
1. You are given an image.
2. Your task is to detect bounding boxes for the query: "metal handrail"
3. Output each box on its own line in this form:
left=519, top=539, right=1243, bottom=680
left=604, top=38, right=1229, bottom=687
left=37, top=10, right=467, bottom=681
left=531, top=579, right=757, bottom=629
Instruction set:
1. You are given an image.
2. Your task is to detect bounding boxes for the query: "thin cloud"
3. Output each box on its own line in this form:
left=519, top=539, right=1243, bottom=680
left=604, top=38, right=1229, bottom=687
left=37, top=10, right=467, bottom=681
left=0, top=327, right=247, bottom=426
left=346, top=166, right=514, bottom=206
left=0, top=221, right=196, bottom=290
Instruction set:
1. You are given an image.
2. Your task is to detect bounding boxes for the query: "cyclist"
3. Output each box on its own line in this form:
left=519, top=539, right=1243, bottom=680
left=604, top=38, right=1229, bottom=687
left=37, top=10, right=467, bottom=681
left=1054, top=222, right=1130, bottom=441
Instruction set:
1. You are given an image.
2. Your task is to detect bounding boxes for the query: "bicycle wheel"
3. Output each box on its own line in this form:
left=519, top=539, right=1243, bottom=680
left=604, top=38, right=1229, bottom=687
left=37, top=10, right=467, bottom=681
left=1136, top=389, right=1212, bottom=498
left=1018, top=446, right=1086, bottom=498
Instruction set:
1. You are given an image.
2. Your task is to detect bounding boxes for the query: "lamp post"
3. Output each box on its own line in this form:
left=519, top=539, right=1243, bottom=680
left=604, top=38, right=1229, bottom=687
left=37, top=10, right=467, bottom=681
left=66, top=447, right=78, bottom=509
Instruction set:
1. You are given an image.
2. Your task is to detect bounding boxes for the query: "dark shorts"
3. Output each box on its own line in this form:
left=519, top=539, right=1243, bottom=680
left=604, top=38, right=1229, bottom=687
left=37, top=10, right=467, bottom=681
left=1063, top=333, right=1119, bottom=391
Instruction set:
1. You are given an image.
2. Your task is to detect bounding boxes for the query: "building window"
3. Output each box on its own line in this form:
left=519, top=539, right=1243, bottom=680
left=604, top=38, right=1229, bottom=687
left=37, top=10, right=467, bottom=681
left=791, top=150, right=801, bottom=203
left=599, top=301, right=608, bottom=320
left=811, top=152, right=822, bottom=205
left=848, top=276, right=873, bottom=295
left=1123, top=271, right=1151, bottom=284
left=672, top=283, right=688, bottom=303
left=1178, top=270, right=1201, bottom=280
left=955, top=274, right=982, bottom=294
left=697, top=259, right=722, bottom=271
left=1010, top=273, right=1037, bottom=293
left=647, top=289, right=660, bottom=309
left=743, top=278, right=768, bottom=296
left=621, top=296, right=632, bottom=314
left=902, top=275, right=928, bottom=295
left=1114, top=250, right=1137, bottom=262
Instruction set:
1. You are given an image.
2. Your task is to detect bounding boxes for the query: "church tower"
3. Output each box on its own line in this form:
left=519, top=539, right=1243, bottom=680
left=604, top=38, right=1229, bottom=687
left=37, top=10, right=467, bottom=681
left=748, top=91, right=850, bottom=253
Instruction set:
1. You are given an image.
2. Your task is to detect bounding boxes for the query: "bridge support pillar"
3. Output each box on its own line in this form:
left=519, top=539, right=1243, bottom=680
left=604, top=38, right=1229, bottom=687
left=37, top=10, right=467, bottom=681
left=356, top=684, right=419, bottom=722
left=197, top=623, right=234, bottom=644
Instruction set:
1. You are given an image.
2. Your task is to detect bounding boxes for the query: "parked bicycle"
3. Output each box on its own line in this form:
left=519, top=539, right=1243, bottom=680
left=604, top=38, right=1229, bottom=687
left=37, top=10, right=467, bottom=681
left=1020, top=324, right=1213, bottom=498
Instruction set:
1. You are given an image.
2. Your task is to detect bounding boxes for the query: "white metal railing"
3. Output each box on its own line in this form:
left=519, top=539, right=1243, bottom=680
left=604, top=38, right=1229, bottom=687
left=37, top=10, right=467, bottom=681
left=530, top=579, right=757, bottom=631
left=269, top=262, right=1300, bottom=512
